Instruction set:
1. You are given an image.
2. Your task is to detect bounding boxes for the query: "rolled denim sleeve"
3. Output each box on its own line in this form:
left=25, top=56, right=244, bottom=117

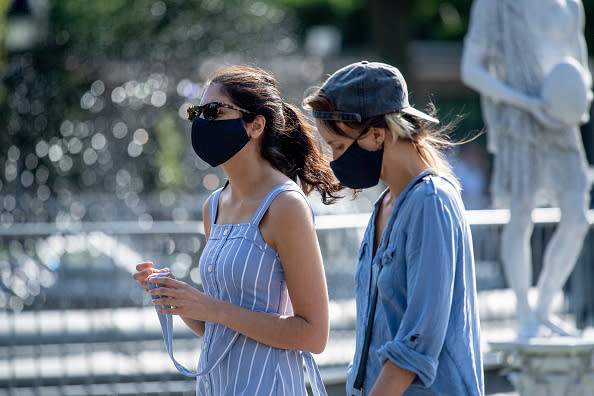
left=377, top=194, right=457, bottom=387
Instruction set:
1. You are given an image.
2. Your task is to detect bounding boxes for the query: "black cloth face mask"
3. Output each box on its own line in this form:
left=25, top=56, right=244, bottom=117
left=191, top=117, right=251, bottom=167
left=330, top=138, right=384, bottom=189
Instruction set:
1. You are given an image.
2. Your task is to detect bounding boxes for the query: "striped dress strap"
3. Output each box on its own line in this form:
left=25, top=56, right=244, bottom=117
left=250, top=182, right=314, bottom=226
left=208, top=185, right=226, bottom=226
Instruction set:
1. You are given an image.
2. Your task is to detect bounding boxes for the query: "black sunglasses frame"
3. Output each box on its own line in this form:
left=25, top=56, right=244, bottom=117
left=187, top=102, right=255, bottom=122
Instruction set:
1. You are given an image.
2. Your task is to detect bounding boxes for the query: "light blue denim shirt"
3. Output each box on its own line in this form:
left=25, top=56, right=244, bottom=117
left=346, top=170, right=484, bottom=395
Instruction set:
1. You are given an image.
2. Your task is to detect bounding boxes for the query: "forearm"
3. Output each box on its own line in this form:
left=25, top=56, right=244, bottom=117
left=462, top=64, right=535, bottom=109
left=461, top=45, right=536, bottom=111
left=212, top=298, right=327, bottom=354
left=181, top=317, right=205, bottom=336
left=578, top=38, right=592, bottom=89
left=369, top=359, right=416, bottom=396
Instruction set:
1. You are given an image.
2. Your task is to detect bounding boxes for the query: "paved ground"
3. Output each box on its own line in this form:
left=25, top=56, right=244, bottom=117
left=0, top=294, right=525, bottom=395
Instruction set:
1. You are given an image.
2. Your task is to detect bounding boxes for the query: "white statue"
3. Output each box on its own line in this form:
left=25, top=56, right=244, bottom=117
left=461, top=0, right=593, bottom=338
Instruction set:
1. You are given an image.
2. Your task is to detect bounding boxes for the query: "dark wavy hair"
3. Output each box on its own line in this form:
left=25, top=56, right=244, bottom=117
left=208, top=65, right=343, bottom=204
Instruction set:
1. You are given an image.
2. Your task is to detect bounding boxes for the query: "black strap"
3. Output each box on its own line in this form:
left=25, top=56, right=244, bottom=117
left=351, top=174, right=430, bottom=393
left=352, top=264, right=383, bottom=390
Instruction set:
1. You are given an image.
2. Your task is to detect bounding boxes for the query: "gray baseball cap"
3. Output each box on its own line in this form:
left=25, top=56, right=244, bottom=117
left=312, top=61, right=439, bottom=124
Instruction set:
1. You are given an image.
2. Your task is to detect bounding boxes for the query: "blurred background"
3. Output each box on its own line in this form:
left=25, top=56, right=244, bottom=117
left=0, top=0, right=593, bottom=395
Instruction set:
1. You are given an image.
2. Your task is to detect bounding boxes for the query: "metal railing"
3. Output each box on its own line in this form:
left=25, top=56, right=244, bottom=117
left=1, top=209, right=593, bottom=395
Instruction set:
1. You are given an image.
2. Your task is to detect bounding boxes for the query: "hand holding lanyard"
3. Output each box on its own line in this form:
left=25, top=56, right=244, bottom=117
left=148, top=271, right=202, bottom=377
left=147, top=271, right=329, bottom=396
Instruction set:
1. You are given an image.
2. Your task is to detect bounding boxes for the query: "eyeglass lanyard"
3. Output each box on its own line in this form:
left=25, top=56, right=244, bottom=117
left=148, top=271, right=203, bottom=377
left=351, top=174, right=429, bottom=395
left=351, top=263, right=383, bottom=394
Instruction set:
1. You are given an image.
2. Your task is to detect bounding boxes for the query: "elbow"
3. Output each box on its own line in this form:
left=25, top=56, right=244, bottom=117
left=459, top=51, right=482, bottom=90
left=294, top=310, right=329, bottom=354
left=307, top=335, right=327, bottom=355
left=460, top=60, right=473, bottom=87
left=302, top=324, right=328, bottom=354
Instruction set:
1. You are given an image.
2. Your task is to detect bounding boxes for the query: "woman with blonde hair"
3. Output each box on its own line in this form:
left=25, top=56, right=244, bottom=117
left=304, top=61, right=484, bottom=395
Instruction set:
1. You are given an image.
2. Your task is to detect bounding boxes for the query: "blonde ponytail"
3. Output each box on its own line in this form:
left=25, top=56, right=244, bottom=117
left=384, top=111, right=461, bottom=190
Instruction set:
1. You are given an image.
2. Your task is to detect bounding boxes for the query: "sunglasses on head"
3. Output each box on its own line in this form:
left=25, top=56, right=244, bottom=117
left=187, top=102, right=255, bottom=122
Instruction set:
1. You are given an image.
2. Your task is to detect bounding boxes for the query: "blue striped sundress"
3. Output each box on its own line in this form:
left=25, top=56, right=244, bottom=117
left=196, top=182, right=327, bottom=396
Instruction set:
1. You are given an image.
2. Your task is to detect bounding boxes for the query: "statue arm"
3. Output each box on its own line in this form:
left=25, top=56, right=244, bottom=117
left=580, top=30, right=593, bottom=122
left=573, top=0, right=592, bottom=89
left=461, top=40, right=566, bottom=128
left=571, top=0, right=592, bottom=123
left=461, top=41, right=541, bottom=113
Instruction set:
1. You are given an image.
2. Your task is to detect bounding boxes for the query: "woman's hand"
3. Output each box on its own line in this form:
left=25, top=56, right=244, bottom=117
left=133, top=262, right=171, bottom=291
left=148, top=276, right=218, bottom=322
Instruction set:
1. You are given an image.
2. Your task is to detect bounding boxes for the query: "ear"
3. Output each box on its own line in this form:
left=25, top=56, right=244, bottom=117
left=245, top=115, right=266, bottom=138
left=370, top=127, right=387, bottom=148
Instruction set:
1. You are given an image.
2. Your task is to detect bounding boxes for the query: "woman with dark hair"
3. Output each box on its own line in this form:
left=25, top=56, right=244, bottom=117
left=304, top=61, right=484, bottom=395
left=133, top=65, right=341, bottom=395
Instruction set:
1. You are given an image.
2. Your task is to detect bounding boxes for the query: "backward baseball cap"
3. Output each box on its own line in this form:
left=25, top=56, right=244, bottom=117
left=312, top=61, right=439, bottom=124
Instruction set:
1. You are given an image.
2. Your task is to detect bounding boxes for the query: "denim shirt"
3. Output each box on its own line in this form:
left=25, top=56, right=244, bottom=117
left=346, top=171, right=484, bottom=395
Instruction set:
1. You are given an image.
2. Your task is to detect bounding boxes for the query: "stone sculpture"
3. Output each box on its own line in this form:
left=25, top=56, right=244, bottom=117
left=461, top=0, right=592, bottom=338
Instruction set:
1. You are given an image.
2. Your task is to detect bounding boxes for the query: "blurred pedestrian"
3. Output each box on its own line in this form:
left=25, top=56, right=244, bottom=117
left=134, top=65, right=342, bottom=395
left=304, top=61, right=484, bottom=396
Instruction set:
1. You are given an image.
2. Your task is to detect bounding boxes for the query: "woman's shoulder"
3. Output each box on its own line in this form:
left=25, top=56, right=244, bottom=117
left=406, top=175, right=464, bottom=215
left=411, top=174, right=459, bottom=197
left=260, top=185, right=315, bottom=250
left=266, top=186, right=311, bottom=221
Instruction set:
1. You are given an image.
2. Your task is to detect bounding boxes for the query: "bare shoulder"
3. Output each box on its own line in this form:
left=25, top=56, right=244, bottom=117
left=259, top=189, right=315, bottom=251
left=266, top=189, right=313, bottom=226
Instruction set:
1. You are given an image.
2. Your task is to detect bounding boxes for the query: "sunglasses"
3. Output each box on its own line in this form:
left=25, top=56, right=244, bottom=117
left=187, top=102, right=255, bottom=121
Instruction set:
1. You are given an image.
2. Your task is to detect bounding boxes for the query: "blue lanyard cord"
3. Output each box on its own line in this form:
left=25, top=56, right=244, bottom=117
left=352, top=266, right=382, bottom=390
left=148, top=272, right=201, bottom=376
left=147, top=273, right=328, bottom=395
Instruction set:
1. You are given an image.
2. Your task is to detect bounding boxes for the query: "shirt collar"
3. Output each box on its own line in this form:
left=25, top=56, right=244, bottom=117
left=373, top=169, right=436, bottom=209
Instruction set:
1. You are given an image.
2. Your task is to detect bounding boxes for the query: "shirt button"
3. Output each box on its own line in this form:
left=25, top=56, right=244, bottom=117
left=223, top=229, right=229, bottom=236
left=204, top=381, right=210, bottom=389
left=207, top=265, right=213, bottom=273
left=202, top=342, right=208, bottom=350
left=382, top=250, right=394, bottom=265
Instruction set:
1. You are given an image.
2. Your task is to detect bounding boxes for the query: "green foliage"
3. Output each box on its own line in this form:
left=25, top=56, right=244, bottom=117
left=49, top=0, right=292, bottom=62
left=0, top=0, right=12, bottom=80
left=2, top=0, right=593, bottom=223
left=0, top=0, right=297, bottom=222
left=275, top=0, right=363, bottom=13
left=279, top=0, right=593, bottom=52
left=271, top=0, right=367, bottom=46
left=411, top=0, right=592, bottom=43
left=155, top=113, right=184, bottom=191
left=412, top=0, right=470, bottom=40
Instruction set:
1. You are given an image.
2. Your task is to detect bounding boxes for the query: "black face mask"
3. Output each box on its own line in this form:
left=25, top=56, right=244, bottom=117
left=330, top=139, right=384, bottom=189
left=191, top=117, right=250, bottom=167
